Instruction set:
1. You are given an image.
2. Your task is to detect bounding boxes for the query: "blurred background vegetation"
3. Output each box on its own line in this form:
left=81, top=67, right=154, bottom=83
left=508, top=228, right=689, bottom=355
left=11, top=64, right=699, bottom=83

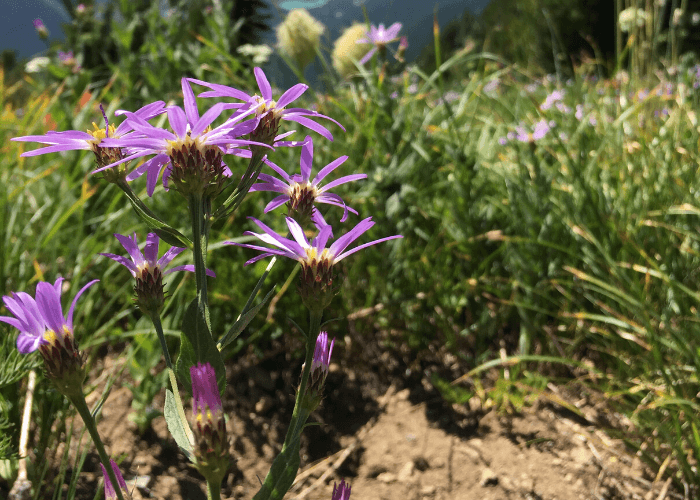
left=3, top=0, right=700, bottom=497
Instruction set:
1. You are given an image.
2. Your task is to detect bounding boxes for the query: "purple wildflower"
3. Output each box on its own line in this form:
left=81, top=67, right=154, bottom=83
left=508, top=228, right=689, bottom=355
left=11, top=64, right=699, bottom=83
left=100, top=459, right=128, bottom=500
left=332, top=479, right=352, bottom=500
left=514, top=125, right=529, bottom=142
left=11, top=101, right=165, bottom=181
left=228, top=216, right=401, bottom=311
left=356, top=23, right=403, bottom=64
left=98, top=78, right=264, bottom=196
left=190, top=363, right=229, bottom=479
left=250, top=136, right=366, bottom=223
left=189, top=67, right=345, bottom=144
left=498, top=136, right=507, bottom=146
left=540, top=89, right=565, bottom=110
left=57, top=51, right=74, bottom=64
left=100, top=232, right=214, bottom=313
left=532, top=119, right=553, bottom=141
left=0, top=278, right=97, bottom=355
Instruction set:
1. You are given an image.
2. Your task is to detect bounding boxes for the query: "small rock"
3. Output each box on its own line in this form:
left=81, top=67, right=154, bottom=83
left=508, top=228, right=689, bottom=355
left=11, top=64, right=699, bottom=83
left=255, top=396, right=273, bottom=414
left=480, top=468, right=498, bottom=487
left=397, top=461, right=415, bottom=481
left=421, top=485, right=437, bottom=496
left=377, top=472, right=397, bottom=483
left=413, top=456, right=430, bottom=471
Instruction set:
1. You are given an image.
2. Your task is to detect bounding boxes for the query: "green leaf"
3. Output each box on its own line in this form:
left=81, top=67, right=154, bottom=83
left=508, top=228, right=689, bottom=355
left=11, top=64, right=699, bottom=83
left=218, top=288, right=275, bottom=350
left=164, top=389, right=193, bottom=460
left=120, top=184, right=192, bottom=249
left=176, top=299, right=226, bottom=396
left=252, top=435, right=301, bottom=500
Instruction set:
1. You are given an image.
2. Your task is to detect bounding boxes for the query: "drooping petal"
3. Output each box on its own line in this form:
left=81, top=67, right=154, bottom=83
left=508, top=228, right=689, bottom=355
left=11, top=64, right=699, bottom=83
left=66, top=279, right=99, bottom=331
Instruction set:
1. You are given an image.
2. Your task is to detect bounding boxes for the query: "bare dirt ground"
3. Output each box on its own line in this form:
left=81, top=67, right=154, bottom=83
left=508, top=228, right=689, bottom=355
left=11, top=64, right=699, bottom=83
left=13, top=336, right=681, bottom=500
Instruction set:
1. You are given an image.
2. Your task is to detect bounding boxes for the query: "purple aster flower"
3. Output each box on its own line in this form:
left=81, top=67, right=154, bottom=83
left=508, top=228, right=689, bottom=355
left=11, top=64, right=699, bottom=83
left=251, top=136, right=365, bottom=223
left=57, top=50, right=74, bottom=64
left=332, top=479, right=352, bottom=500
left=356, top=22, right=403, bottom=64
left=100, top=232, right=214, bottom=313
left=540, top=89, right=565, bottom=110
left=190, top=363, right=229, bottom=478
left=514, top=125, right=529, bottom=142
left=0, top=277, right=97, bottom=355
left=11, top=101, right=165, bottom=182
left=98, top=78, right=265, bottom=197
left=100, top=459, right=128, bottom=500
left=0, top=278, right=98, bottom=390
left=189, top=67, right=345, bottom=144
left=228, top=216, right=401, bottom=310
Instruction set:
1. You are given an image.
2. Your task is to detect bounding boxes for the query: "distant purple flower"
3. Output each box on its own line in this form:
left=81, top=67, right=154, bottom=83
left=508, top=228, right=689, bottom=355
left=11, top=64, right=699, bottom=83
left=250, top=136, right=366, bottom=222
left=554, top=102, right=571, bottom=114
left=57, top=51, right=74, bottom=64
left=498, top=136, right=507, bottom=146
left=483, top=79, right=500, bottom=94
left=532, top=119, right=553, bottom=140
left=76, top=4, right=86, bottom=14
left=33, top=19, right=48, bottom=39
left=100, top=232, right=213, bottom=313
left=0, top=278, right=98, bottom=355
left=189, top=67, right=345, bottom=143
left=575, top=104, right=584, bottom=120
left=540, top=89, right=565, bottom=110
left=312, top=331, right=334, bottom=378
left=100, top=459, right=128, bottom=500
left=514, top=125, right=529, bottom=142
left=98, top=78, right=262, bottom=196
left=332, top=479, right=352, bottom=500
left=356, top=22, right=403, bottom=64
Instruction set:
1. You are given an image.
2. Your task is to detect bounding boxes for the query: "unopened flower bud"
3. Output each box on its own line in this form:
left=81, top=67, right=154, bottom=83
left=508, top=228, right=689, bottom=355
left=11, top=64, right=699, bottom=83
left=191, top=363, right=229, bottom=485
left=33, top=19, right=49, bottom=40
left=332, top=479, right=352, bottom=500
left=303, top=331, right=334, bottom=411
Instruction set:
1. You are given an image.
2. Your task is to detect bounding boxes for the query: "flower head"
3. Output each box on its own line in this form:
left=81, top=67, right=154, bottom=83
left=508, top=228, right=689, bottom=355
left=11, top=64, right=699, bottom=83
left=356, top=22, right=402, bottom=65
left=332, top=24, right=371, bottom=79
left=100, top=232, right=214, bottom=314
left=190, top=363, right=229, bottom=483
left=332, top=479, right=352, bottom=500
left=251, top=136, right=366, bottom=224
left=98, top=78, right=263, bottom=196
left=33, top=19, right=49, bottom=39
left=277, top=9, right=325, bottom=70
left=304, top=330, right=335, bottom=409
left=228, top=217, right=401, bottom=311
left=100, top=459, right=129, bottom=500
left=0, top=278, right=98, bottom=394
left=11, top=101, right=165, bottom=183
left=189, top=67, right=345, bottom=144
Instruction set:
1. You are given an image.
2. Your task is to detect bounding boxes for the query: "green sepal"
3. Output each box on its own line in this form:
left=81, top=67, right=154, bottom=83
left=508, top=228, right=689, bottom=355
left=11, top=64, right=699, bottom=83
left=164, top=388, right=193, bottom=460
left=252, top=434, right=301, bottom=500
left=176, top=299, right=226, bottom=396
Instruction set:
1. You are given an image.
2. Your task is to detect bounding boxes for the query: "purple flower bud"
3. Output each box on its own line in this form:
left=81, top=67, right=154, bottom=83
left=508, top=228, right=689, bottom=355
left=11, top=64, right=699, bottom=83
left=100, top=459, right=129, bottom=500
left=312, top=331, right=334, bottom=379
left=190, top=363, right=229, bottom=484
left=332, top=479, right=351, bottom=500
left=33, top=19, right=49, bottom=39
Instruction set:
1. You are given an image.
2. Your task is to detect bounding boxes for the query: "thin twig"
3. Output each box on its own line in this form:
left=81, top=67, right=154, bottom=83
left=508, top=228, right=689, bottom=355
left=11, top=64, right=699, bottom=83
left=9, top=370, right=37, bottom=500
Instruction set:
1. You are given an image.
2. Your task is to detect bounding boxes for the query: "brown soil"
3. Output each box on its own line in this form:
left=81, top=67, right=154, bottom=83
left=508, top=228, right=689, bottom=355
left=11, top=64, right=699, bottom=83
left=16, top=339, right=680, bottom=500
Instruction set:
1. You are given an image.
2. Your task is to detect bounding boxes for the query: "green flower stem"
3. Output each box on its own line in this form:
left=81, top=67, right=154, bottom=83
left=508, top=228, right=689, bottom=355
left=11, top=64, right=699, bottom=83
left=207, top=480, right=222, bottom=500
left=189, top=193, right=211, bottom=331
left=213, top=151, right=267, bottom=221
left=283, top=309, right=323, bottom=446
left=150, top=312, right=195, bottom=447
left=69, top=393, right=125, bottom=500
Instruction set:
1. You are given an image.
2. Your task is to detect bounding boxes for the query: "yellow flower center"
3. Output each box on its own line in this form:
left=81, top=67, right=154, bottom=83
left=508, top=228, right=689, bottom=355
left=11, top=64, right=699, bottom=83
left=87, top=123, right=117, bottom=146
